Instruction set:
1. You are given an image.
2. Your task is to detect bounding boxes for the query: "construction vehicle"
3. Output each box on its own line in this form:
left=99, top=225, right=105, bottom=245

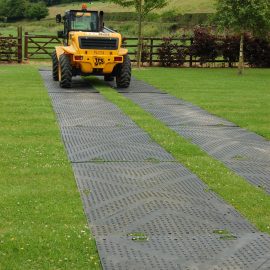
left=52, top=3, right=131, bottom=88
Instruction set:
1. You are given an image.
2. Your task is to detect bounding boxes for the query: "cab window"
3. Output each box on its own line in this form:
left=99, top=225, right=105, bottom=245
left=71, top=12, right=98, bottom=31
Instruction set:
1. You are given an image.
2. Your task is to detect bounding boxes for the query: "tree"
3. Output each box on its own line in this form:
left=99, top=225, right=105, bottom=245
left=214, top=0, right=270, bottom=75
left=25, top=1, right=49, bottom=20
left=0, top=1, right=5, bottom=16
left=108, top=0, right=167, bottom=68
left=1, top=0, right=28, bottom=20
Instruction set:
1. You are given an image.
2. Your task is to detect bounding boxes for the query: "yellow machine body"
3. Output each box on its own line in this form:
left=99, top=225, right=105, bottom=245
left=53, top=7, right=131, bottom=88
left=55, top=32, right=128, bottom=75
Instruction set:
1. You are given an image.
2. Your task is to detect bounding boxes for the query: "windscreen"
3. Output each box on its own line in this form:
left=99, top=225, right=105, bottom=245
left=70, top=11, right=98, bottom=32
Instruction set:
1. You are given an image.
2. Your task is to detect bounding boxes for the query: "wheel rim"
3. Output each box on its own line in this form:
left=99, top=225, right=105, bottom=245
left=58, top=64, right=62, bottom=82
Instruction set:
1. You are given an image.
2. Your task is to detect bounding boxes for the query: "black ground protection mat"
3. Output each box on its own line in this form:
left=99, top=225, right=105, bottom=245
left=117, top=89, right=270, bottom=194
left=40, top=71, right=270, bottom=270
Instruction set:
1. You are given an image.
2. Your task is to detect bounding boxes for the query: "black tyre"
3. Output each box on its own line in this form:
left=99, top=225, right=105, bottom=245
left=59, top=54, right=72, bottom=88
left=52, top=50, right=59, bottom=81
left=116, top=55, right=131, bottom=88
left=104, top=75, right=114, bottom=82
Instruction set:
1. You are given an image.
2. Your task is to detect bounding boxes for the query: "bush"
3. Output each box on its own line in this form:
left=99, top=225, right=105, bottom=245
left=190, top=27, right=221, bottom=65
left=0, top=16, right=7, bottom=22
left=0, top=0, right=28, bottom=20
left=220, top=34, right=270, bottom=68
left=0, top=34, right=17, bottom=62
left=245, top=36, right=270, bottom=67
left=221, top=35, right=240, bottom=67
left=175, top=46, right=188, bottom=67
left=134, top=41, right=150, bottom=66
left=158, top=37, right=188, bottom=67
left=25, top=2, right=48, bottom=20
left=158, top=38, right=175, bottom=67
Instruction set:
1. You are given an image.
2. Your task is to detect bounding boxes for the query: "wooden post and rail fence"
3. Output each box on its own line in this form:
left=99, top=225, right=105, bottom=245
left=0, top=27, right=231, bottom=67
left=24, top=32, right=62, bottom=60
left=0, top=27, right=22, bottom=63
left=23, top=34, right=197, bottom=66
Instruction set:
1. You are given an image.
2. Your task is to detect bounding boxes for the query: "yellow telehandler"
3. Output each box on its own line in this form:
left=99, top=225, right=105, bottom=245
left=52, top=4, right=131, bottom=88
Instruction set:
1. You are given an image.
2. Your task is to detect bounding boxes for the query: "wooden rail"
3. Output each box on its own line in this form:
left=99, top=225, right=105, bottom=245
left=23, top=34, right=231, bottom=67
left=24, top=33, right=62, bottom=60
left=122, top=37, right=195, bottom=66
left=1, top=29, right=234, bottom=67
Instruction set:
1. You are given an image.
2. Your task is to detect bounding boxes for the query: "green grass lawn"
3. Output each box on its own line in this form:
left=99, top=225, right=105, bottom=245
left=133, top=68, right=270, bottom=139
left=93, top=78, right=270, bottom=235
left=0, top=65, right=101, bottom=270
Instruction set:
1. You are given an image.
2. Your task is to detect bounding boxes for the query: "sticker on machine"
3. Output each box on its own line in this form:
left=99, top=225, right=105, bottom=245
left=94, top=51, right=105, bottom=55
left=94, top=57, right=105, bottom=66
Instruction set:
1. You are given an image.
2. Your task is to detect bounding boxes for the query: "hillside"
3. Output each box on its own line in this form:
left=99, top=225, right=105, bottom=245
left=48, top=0, right=215, bottom=18
left=153, top=0, right=215, bottom=13
left=0, top=0, right=215, bottom=37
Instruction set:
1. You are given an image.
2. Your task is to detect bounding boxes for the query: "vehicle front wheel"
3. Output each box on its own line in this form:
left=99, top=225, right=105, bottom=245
left=59, top=54, right=72, bottom=88
left=116, top=55, right=131, bottom=88
left=52, top=50, right=59, bottom=81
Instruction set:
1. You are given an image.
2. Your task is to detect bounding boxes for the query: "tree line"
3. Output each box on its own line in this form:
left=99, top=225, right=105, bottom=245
left=0, top=0, right=50, bottom=20
left=108, top=0, right=270, bottom=73
left=0, top=0, right=81, bottom=21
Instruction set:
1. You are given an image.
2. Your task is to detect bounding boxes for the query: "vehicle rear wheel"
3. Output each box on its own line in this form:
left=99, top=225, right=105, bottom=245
left=116, top=55, right=131, bottom=88
left=52, top=50, right=59, bottom=81
left=59, top=54, right=72, bottom=88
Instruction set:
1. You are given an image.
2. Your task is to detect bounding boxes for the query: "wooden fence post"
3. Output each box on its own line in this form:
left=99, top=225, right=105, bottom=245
left=17, top=27, right=22, bottom=63
left=149, top=38, right=154, bottom=66
left=17, top=34, right=228, bottom=66
left=189, top=37, right=193, bottom=67
left=24, top=32, right=28, bottom=61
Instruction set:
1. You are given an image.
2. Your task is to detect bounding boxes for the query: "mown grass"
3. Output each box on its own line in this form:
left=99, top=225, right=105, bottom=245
left=92, top=78, right=270, bottom=234
left=133, top=68, right=270, bottom=140
left=0, top=65, right=101, bottom=270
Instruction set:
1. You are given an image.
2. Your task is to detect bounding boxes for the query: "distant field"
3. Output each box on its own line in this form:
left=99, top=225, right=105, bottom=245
left=48, top=2, right=130, bottom=17
left=0, top=0, right=215, bottom=37
left=0, top=20, right=61, bottom=36
left=48, top=0, right=215, bottom=17
left=161, top=0, right=215, bottom=13
left=0, top=20, right=175, bottom=37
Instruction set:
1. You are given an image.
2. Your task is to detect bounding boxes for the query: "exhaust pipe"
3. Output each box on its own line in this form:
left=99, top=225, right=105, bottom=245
left=99, top=11, right=104, bottom=32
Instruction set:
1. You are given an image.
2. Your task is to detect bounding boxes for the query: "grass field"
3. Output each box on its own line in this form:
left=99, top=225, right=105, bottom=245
left=0, top=18, right=175, bottom=38
left=0, top=65, right=101, bottom=270
left=47, top=0, right=215, bottom=16
left=93, top=78, right=270, bottom=235
left=0, top=0, right=215, bottom=37
left=133, top=68, right=270, bottom=140
left=160, top=0, right=215, bottom=13
left=48, top=1, right=131, bottom=17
